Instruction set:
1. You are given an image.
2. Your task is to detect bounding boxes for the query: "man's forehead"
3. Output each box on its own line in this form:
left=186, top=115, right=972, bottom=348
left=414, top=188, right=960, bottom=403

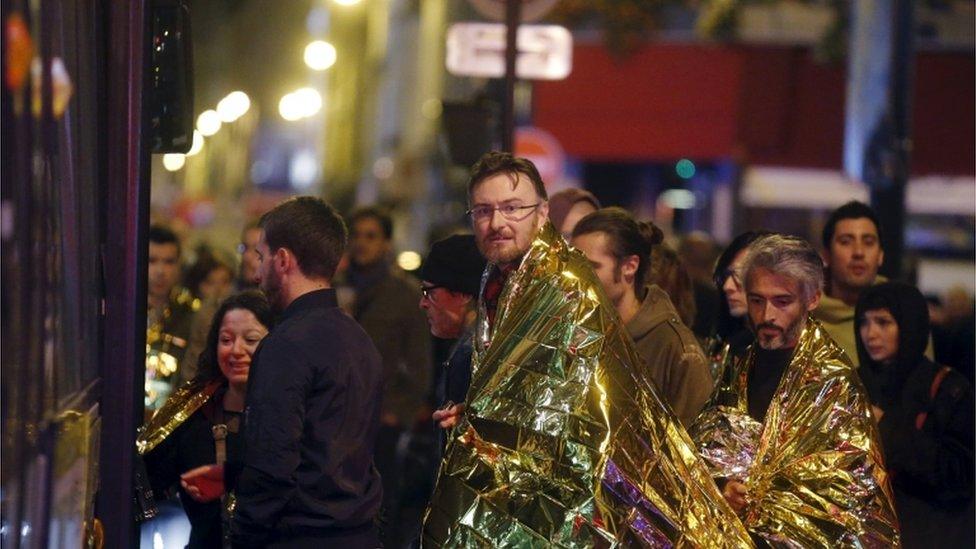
left=149, top=241, right=179, bottom=257
left=747, top=268, right=800, bottom=296
left=833, top=217, right=879, bottom=238
left=471, top=172, right=538, bottom=201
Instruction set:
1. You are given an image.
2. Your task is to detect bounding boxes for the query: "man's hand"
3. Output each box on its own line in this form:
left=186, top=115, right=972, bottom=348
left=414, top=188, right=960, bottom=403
left=432, top=403, right=465, bottom=429
left=722, top=480, right=749, bottom=515
left=180, top=464, right=224, bottom=502
left=870, top=405, right=885, bottom=423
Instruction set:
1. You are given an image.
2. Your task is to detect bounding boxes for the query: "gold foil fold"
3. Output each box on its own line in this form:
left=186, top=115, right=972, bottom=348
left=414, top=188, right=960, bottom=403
left=423, top=223, right=753, bottom=547
left=689, top=319, right=901, bottom=547
left=137, top=380, right=220, bottom=455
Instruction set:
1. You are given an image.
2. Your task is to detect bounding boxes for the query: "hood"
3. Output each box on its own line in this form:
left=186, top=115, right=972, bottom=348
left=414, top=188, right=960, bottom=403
left=627, top=285, right=680, bottom=341
left=855, top=280, right=930, bottom=402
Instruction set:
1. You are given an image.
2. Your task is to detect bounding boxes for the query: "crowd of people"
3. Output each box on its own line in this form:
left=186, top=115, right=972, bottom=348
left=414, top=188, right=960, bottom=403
left=137, top=152, right=973, bottom=548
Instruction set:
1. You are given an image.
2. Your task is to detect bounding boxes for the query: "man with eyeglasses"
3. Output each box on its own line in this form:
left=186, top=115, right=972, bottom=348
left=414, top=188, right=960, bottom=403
left=421, top=152, right=753, bottom=547
left=235, top=220, right=262, bottom=291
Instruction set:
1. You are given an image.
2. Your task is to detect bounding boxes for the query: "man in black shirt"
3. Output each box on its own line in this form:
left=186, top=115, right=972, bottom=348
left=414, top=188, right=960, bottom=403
left=183, top=196, right=383, bottom=547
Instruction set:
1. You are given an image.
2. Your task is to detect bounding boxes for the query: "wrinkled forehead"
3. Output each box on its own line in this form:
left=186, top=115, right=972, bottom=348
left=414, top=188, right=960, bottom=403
left=745, top=267, right=801, bottom=297
left=470, top=171, right=539, bottom=204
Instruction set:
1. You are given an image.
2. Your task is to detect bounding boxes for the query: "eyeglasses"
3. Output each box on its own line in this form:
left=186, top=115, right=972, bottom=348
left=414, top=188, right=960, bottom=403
left=421, top=284, right=445, bottom=301
left=716, top=267, right=743, bottom=287
left=466, top=203, right=541, bottom=222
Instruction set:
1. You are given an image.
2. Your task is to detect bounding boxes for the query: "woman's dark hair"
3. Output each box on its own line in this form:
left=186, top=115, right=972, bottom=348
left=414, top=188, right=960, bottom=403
left=571, top=207, right=664, bottom=293
left=855, top=281, right=930, bottom=371
left=649, top=244, right=697, bottom=328
left=193, top=290, right=274, bottom=384
left=712, top=230, right=774, bottom=339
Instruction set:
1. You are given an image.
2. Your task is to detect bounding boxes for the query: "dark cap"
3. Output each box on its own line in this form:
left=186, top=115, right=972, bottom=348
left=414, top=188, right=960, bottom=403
left=421, top=234, right=487, bottom=296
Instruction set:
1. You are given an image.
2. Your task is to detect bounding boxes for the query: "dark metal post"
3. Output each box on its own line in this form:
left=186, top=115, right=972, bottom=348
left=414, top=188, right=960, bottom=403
left=845, top=0, right=915, bottom=279
left=502, top=0, right=521, bottom=152
left=871, top=0, right=915, bottom=278
left=97, top=0, right=151, bottom=546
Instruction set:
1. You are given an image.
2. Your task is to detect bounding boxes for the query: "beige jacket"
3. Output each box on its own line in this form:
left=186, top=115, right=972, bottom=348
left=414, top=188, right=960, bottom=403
left=627, top=285, right=713, bottom=426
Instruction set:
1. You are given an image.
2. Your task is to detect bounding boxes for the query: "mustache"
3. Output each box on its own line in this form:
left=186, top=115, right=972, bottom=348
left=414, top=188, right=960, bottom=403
left=756, top=322, right=783, bottom=333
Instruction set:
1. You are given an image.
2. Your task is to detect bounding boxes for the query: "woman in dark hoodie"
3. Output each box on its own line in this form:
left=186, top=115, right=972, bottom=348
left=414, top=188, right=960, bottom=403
left=856, top=281, right=975, bottom=548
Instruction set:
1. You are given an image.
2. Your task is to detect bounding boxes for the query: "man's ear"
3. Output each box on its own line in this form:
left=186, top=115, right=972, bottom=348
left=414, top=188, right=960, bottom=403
left=537, top=200, right=550, bottom=225
left=621, top=255, right=640, bottom=280
left=819, top=249, right=830, bottom=270
left=274, top=247, right=292, bottom=274
left=807, top=289, right=823, bottom=312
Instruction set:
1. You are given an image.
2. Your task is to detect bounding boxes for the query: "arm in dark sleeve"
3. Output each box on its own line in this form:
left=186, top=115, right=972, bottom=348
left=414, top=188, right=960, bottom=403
left=231, top=338, right=310, bottom=547
left=878, top=377, right=975, bottom=505
left=142, top=425, right=182, bottom=499
left=405, top=296, right=433, bottom=410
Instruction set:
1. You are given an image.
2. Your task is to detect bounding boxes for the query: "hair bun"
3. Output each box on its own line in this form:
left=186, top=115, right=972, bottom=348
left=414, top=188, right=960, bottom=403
left=639, top=221, right=664, bottom=247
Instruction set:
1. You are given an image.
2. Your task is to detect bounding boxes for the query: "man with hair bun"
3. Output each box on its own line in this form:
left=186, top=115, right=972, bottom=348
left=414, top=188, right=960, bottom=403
left=690, top=234, right=899, bottom=547
left=571, top=207, right=712, bottom=426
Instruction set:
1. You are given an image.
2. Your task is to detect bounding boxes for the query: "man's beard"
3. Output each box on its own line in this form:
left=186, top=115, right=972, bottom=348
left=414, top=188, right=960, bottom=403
left=477, top=224, right=537, bottom=265
left=260, top=267, right=284, bottom=312
left=751, top=313, right=806, bottom=350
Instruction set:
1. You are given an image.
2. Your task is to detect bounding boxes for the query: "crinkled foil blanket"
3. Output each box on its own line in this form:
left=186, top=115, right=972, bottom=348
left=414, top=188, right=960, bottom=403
left=688, top=320, right=900, bottom=548
left=422, top=223, right=752, bottom=547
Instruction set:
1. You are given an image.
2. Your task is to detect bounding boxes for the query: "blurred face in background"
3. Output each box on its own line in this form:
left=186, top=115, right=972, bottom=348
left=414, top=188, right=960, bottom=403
left=826, top=218, right=884, bottom=294
left=217, top=308, right=268, bottom=388
left=859, top=308, right=899, bottom=364
left=349, top=216, right=390, bottom=268
left=238, top=227, right=263, bottom=284
left=148, top=242, right=180, bottom=302
left=200, top=265, right=234, bottom=302
left=558, top=201, right=597, bottom=239
left=419, top=283, right=471, bottom=339
left=722, top=249, right=749, bottom=318
left=470, top=173, right=549, bottom=266
left=746, top=267, right=820, bottom=350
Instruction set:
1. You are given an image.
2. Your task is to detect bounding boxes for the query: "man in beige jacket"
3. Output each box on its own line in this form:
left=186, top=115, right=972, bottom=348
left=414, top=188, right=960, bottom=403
left=572, top=207, right=712, bottom=426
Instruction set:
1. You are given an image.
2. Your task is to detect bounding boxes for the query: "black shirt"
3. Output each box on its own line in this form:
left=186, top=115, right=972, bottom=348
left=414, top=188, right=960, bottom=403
left=748, top=347, right=794, bottom=423
left=231, top=289, right=384, bottom=546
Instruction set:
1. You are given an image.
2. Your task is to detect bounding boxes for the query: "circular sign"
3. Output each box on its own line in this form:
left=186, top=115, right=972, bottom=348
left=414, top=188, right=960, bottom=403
left=467, top=0, right=560, bottom=23
left=515, top=126, right=565, bottom=188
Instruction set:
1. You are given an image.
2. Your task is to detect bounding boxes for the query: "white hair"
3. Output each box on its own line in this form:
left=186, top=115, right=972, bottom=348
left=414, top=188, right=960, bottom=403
left=742, top=234, right=824, bottom=302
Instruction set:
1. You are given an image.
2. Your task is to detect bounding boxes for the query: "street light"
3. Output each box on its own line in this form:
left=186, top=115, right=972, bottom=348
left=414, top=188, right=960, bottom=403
left=186, top=130, right=204, bottom=156
left=279, top=87, right=322, bottom=121
left=304, top=41, right=337, bottom=71
left=162, top=153, right=186, bottom=171
left=196, top=109, right=221, bottom=136
left=216, top=91, right=250, bottom=122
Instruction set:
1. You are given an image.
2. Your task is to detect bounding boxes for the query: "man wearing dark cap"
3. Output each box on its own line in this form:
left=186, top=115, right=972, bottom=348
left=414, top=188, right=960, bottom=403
left=419, top=234, right=487, bottom=434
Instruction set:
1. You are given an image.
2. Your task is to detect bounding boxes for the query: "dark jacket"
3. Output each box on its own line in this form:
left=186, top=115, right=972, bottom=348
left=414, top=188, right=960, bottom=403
left=626, top=285, right=713, bottom=426
left=350, top=264, right=432, bottom=426
left=231, top=289, right=384, bottom=546
left=143, top=385, right=242, bottom=548
left=856, top=282, right=975, bottom=548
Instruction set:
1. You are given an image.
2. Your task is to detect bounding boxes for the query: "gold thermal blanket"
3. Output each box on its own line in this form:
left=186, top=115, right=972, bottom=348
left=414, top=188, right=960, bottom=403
left=137, top=379, right=219, bottom=455
left=689, top=319, right=900, bottom=547
left=422, top=223, right=752, bottom=547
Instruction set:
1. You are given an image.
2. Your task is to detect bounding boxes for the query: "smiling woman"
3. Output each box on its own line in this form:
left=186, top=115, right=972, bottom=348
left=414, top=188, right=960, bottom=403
left=136, top=291, right=273, bottom=548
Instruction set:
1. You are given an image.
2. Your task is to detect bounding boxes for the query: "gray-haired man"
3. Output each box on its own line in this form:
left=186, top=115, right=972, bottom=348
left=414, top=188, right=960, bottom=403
left=690, top=234, right=899, bottom=546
